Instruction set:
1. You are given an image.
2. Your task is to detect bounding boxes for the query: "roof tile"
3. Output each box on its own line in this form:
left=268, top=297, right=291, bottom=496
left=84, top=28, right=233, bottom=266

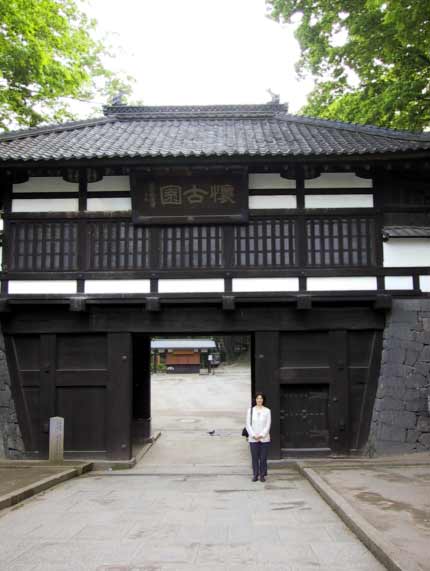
left=1, top=103, right=430, bottom=162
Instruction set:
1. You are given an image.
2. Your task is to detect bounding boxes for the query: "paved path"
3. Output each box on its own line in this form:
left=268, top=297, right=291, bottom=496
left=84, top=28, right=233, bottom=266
left=0, top=468, right=385, bottom=570
left=310, top=458, right=430, bottom=571
left=0, top=367, right=386, bottom=570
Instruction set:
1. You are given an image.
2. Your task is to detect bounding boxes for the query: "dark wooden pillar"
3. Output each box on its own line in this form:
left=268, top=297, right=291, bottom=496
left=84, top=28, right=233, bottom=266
left=132, top=334, right=152, bottom=442
left=254, top=331, right=280, bottom=459
left=107, top=333, right=132, bottom=460
left=329, top=330, right=350, bottom=454
left=39, top=334, right=56, bottom=457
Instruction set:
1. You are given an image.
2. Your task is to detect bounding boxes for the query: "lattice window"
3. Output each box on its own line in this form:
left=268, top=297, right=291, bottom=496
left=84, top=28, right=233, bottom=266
left=9, top=221, right=78, bottom=271
left=306, top=217, right=375, bottom=266
left=234, top=218, right=296, bottom=267
left=160, top=225, right=223, bottom=269
left=87, top=221, right=150, bottom=270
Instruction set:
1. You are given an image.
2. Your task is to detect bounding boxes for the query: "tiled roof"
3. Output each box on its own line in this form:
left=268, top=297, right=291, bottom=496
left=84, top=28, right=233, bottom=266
left=1, top=103, right=430, bottom=162
left=383, top=226, right=430, bottom=238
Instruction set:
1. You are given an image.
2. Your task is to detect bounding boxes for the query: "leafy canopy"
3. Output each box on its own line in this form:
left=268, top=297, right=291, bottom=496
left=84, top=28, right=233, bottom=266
left=268, top=0, right=430, bottom=131
left=0, top=0, right=132, bottom=130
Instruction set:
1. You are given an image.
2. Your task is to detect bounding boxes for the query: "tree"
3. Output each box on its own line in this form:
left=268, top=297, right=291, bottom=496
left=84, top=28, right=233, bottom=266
left=268, top=0, right=430, bottom=131
left=0, top=0, right=132, bottom=130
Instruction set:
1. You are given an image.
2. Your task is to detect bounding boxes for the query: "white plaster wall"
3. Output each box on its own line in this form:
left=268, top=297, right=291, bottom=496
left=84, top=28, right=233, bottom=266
left=249, top=195, right=297, bottom=209
left=304, top=194, right=374, bottom=208
left=248, top=174, right=296, bottom=189
left=13, top=177, right=78, bottom=193
left=419, top=276, right=430, bottom=292
left=8, top=280, right=77, bottom=294
left=383, top=239, right=430, bottom=268
left=88, top=176, right=130, bottom=192
left=158, top=279, right=224, bottom=293
left=84, top=280, right=150, bottom=294
left=305, top=173, right=373, bottom=189
left=307, top=276, right=377, bottom=291
left=384, top=276, right=414, bottom=290
left=86, top=197, right=131, bottom=211
left=11, top=198, right=79, bottom=212
left=232, top=277, right=299, bottom=292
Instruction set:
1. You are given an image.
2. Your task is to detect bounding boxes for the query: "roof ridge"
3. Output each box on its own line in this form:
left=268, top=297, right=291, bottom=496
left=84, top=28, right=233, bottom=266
left=280, top=112, right=430, bottom=141
left=0, top=116, right=114, bottom=142
left=103, top=102, right=285, bottom=120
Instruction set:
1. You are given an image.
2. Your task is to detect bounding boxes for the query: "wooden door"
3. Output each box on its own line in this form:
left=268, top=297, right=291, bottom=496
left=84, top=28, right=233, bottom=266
left=8, top=332, right=132, bottom=459
left=280, top=385, right=330, bottom=449
left=278, top=328, right=381, bottom=454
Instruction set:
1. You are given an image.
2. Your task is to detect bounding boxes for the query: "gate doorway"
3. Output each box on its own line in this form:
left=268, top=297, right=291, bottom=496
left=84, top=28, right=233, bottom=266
left=131, top=334, right=253, bottom=466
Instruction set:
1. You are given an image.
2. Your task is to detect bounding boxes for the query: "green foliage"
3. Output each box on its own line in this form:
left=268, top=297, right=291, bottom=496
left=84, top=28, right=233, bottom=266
left=268, top=0, right=430, bottom=131
left=0, top=0, right=132, bottom=130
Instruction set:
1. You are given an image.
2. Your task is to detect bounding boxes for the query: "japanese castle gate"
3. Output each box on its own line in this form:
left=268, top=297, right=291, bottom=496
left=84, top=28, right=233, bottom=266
left=1, top=102, right=430, bottom=460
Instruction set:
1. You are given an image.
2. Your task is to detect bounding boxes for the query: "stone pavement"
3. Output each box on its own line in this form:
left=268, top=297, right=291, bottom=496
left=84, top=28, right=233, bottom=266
left=0, top=366, right=385, bottom=570
left=0, top=467, right=385, bottom=570
left=304, top=455, right=430, bottom=571
left=0, top=465, right=69, bottom=497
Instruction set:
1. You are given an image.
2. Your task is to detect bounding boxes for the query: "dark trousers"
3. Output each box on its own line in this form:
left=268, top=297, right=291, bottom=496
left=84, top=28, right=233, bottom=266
left=249, top=441, right=270, bottom=477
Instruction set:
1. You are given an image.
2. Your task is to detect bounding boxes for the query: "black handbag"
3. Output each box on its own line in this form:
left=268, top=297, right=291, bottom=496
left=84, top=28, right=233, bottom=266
left=242, top=406, right=253, bottom=437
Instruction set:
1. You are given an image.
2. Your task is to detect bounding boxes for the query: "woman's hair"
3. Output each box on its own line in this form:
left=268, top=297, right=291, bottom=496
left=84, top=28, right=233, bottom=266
left=254, top=392, right=266, bottom=405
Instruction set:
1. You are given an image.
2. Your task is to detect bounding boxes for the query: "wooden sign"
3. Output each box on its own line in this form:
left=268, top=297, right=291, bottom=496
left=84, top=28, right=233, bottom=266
left=130, top=171, right=248, bottom=224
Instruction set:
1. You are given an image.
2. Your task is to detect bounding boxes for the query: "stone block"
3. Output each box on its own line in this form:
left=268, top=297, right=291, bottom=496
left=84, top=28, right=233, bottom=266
left=49, top=416, right=64, bottom=462
left=405, top=373, right=426, bottom=389
left=406, top=429, right=419, bottom=443
left=380, top=410, right=416, bottom=429
left=414, top=362, right=430, bottom=377
left=374, top=440, right=415, bottom=454
left=384, top=349, right=405, bottom=365
left=420, top=346, right=430, bottom=362
left=391, top=325, right=415, bottom=342
left=405, top=398, right=428, bottom=413
left=379, top=397, right=404, bottom=411
left=391, top=309, right=418, bottom=324
left=0, top=391, right=10, bottom=407
left=397, top=299, right=430, bottom=311
left=418, top=433, right=430, bottom=447
left=417, top=417, right=430, bottom=432
left=405, top=349, right=420, bottom=366
left=378, top=423, right=406, bottom=442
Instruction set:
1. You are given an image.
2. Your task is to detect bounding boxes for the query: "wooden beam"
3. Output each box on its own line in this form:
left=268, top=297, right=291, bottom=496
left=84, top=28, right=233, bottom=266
left=69, top=297, right=87, bottom=312
left=296, top=295, right=312, bottom=310
left=222, top=295, right=235, bottom=311
left=145, top=296, right=160, bottom=312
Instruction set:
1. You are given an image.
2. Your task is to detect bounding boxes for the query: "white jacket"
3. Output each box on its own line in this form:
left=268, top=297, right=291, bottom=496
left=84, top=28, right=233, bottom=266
left=246, top=406, right=271, bottom=443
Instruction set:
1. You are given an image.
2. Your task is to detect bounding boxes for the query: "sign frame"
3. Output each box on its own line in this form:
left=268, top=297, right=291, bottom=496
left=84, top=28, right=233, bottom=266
left=130, top=169, right=249, bottom=225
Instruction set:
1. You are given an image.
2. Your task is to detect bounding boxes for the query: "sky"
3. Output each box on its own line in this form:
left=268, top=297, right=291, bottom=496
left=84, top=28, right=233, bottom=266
left=82, top=0, right=314, bottom=113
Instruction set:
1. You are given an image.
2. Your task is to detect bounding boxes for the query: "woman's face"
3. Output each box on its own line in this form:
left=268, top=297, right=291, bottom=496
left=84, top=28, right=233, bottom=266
left=256, top=395, right=264, bottom=406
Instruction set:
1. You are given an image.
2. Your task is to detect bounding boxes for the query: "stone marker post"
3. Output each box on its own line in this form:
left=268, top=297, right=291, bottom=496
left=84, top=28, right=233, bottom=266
left=49, top=416, right=64, bottom=463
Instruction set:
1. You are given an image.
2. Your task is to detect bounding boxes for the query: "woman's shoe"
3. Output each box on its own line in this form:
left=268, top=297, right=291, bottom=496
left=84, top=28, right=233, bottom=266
left=260, top=476, right=266, bottom=482
left=252, top=476, right=258, bottom=482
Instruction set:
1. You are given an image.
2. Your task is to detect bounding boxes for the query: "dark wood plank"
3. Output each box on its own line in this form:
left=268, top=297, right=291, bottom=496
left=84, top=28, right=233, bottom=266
left=254, top=332, right=280, bottom=459
left=106, top=333, right=132, bottom=460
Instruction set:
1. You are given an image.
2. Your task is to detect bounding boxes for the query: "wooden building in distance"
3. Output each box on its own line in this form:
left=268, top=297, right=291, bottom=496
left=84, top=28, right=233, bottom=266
left=1, top=101, right=430, bottom=460
left=151, top=339, right=217, bottom=373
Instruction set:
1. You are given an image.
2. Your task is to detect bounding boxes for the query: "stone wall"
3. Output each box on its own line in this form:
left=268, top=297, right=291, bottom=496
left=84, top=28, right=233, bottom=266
left=369, top=299, right=430, bottom=455
left=0, top=330, right=24, bottom=458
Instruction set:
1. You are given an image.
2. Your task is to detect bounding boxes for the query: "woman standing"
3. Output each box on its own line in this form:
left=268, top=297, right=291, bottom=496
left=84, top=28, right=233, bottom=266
left=246, top=393, right=271, bottom=482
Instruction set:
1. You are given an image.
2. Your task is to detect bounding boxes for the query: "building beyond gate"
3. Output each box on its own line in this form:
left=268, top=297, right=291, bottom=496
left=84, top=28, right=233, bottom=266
left=0, top=101, right=430, bottom=460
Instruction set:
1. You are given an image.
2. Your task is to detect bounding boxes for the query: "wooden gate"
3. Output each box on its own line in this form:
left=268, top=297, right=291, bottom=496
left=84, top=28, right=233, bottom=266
left=7, top=332, right=132, bottom=459
left=280, top=385, right=330, bottom=449
left=279, top=329, right=381, bottom=454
